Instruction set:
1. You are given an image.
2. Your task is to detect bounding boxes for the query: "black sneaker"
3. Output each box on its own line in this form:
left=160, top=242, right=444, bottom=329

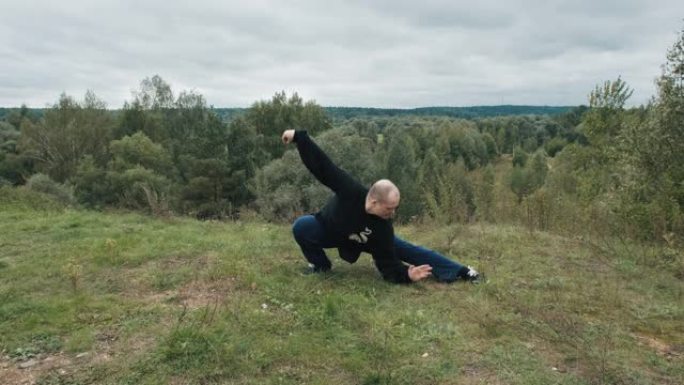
left=462, top=266, right=484, bottom=283
left=302, top=263, right=331, bottom=275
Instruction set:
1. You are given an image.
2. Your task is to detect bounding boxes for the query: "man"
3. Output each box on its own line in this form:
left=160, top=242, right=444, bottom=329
left=283, top=129, right=481, bottom=284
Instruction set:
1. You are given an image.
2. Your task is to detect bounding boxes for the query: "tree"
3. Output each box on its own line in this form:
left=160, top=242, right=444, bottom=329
left=115, top=76, right=254, bottom=217
left=0, top=121, right=32, bottom=184
left=72, top=156, right=112, bottom=208
left=115, top=75, right=173, bottom=143
left=19, top=91, right=114, bottom=183
left=423, top=160, right=474, bottom=224
left=179, top=157, right=232, bottom=219
left=223, top=117, right=265, bottom=210
left=473, top=164, right=495, bottom=221
left=509, top=166, right=534, bottom=204
left=530, top=151, right=548, bottom=188
left=109, top=132, right=173, bottom=173
left=4, top=104, right=38, bottom=130
left=509, top=151, right=547, bottom=205
left=616, top=26, right=684, bottom=238
left=246, top=91, right=332, bottom=163
left=173, top=105, right=236, bottom=218
left=136, top=75, right=175, bottom=109
left=385, top=133, right=421, bottom=220
left=512, top=146, right=528, bottom=167
left=544, top=137, right=568, bottom=157
left=106, top=132, right=173, bottom=213
left=584, top=77, right=633, bottom=148
left=646, top=26, right=684, bottom=204
left=419, top=149, right=446, bottom=188
left=482, top=132, right=499, bottom=159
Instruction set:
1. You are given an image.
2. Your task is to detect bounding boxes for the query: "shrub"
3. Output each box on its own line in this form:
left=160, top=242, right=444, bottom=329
left=26, top=173, right=75, bottom=205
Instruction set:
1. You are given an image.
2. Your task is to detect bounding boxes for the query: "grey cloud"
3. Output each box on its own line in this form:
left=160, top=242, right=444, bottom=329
left=0, top=0, right=683, bottom=108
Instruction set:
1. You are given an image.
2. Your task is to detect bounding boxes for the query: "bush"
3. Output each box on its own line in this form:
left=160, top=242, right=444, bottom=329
left=512, top=146, right=528, bottom=167
left=26, top=173, right=75, bottom=205
left=0, top=186, right=70, bottom=213
left=107, top=166, right=171, bottom=214
left=72, top=155, right=114, bottom=208
left=0, top=176, right=11, bottom=187
left=544, top=137, right=568, bottom=157
left=423, top=160, right=474, bottom=224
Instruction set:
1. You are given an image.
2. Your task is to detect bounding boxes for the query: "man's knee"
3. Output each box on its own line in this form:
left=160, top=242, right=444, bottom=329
left=292, top=215, right=312, bottom=242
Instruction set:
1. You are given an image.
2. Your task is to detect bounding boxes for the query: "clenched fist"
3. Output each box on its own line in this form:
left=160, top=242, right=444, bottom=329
left=282, top=129, right=295, bottom=144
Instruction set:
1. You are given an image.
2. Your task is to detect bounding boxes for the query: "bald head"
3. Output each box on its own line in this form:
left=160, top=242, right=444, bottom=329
left=368, top=179, right=400, bottom=204
left=366, top=179, right=400, bottom=219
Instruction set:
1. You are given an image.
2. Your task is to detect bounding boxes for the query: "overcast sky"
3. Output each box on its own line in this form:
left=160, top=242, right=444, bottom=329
left=1, top=1, right=682, bottom=108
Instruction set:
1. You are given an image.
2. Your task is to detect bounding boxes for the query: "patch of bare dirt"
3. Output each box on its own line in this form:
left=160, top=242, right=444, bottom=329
left=176, top=276, right=238, bottom=310
left=132, top=276, right=239, bottom=309
left=0, top=329, right=127, bottom=385
left=460, top=362, right=504, bottom=385
left=119, top=253, right=232, bottom=303
left=633, top=333, right=683, bottom=359
left=156, top=252, right=219, bottom=270
left=1, top=353, right=72, bottom=385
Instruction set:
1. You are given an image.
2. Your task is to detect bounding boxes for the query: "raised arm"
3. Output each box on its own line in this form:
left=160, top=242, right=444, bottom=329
left=282, top=129, right=362, bottom=196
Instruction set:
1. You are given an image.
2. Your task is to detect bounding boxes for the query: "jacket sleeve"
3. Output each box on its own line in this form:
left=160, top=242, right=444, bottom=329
left=372, top=248, right=412, bottom=284
left=293, top=130, right=363, bottom=197
left=371, top=233, right=411, bottom=284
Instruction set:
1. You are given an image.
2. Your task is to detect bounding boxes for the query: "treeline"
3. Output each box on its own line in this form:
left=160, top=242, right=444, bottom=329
left=0, top=107, right=43, bottom=122
left=0, top=82, right=335, bottom=218
left=0, top=76, right=577, bottom=221
left=322, top=105, right=573, bottom=121
left=2, top=27, right=682, bottom=244
left=0, top=79, right=579, bottom=219
left=0, top=106, right=572, bottom=125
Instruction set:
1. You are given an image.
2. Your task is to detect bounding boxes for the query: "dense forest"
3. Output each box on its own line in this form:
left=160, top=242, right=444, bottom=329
left=0, top=105, right=573, bottom=125
left=1, top=27, right=682, bottom=244
left=207, top=105, right=575, bottom=122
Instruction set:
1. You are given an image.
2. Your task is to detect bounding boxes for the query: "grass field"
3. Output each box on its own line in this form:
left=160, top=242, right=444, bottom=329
left=0, top=187, right=682, bottom=384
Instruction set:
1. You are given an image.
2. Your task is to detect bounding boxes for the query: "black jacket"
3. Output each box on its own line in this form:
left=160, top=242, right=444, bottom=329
left=294, top=130, right=411, bottom=284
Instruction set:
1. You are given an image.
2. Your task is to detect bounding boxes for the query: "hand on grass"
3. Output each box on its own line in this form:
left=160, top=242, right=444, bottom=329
left=408, top=264, right=432, bottom=282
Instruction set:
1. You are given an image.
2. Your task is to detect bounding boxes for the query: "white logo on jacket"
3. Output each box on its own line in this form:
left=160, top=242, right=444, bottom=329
left=348, top=227, right=372, bottom=244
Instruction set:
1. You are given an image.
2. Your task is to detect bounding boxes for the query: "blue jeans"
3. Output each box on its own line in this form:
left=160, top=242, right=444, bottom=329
left=292, top=215, right=466, bottom=282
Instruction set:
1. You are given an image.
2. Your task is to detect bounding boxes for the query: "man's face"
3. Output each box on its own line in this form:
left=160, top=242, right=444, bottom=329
left=376, top=198, right=399, bottom=219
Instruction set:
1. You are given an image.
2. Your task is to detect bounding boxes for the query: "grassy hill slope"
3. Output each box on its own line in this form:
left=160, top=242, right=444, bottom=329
left=0, top=187, right=681, bottom=385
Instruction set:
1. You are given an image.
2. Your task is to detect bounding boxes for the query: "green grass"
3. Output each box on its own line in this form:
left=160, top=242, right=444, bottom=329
left=0, top=187, right=682, bottom=385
